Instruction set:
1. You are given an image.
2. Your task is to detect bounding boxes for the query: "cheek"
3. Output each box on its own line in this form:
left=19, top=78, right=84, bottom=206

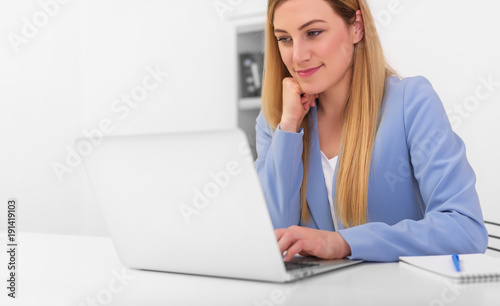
left=321, top=36, right=354, bottom=67
left=279, top=47, right=294, bottom=71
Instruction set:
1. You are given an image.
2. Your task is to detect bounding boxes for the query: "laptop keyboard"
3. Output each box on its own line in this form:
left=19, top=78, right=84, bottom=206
left=284, top=261, right=320, bottom=271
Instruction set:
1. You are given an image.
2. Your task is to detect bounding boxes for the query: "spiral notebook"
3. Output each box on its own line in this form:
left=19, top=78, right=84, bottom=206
left=399, top=253, right=500, bottom=284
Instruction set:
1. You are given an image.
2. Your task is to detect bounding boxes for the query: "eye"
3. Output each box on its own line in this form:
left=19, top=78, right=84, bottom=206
left=307, top=30, right=323, bottom=38
left=276, top=36, right=292, bottom=44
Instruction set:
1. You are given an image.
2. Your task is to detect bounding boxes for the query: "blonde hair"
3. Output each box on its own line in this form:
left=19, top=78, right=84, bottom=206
left=261, top=0, right=394, bottom=227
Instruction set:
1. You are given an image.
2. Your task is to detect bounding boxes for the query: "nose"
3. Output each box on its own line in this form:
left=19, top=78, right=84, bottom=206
left=293, top=40, right=311, bottom=64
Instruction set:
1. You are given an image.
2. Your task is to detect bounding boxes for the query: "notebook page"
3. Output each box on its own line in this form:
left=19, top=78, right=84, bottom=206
left=399, top=253, right=500, bottom=280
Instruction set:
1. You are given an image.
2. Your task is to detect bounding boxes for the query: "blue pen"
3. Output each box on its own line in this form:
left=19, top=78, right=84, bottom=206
left=452, top=254, right=461, bottom=272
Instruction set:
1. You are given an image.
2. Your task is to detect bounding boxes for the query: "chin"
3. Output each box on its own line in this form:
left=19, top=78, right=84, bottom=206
left=298, top=82, right=323, bottom=96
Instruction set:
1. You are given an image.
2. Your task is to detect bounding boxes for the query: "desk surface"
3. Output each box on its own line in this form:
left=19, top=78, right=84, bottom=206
left=0, top=232, right=499, bottom=306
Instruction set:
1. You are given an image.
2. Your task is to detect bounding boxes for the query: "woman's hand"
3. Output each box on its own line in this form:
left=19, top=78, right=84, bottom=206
left=279, top=77, right=318, bottom=133
left=275, top=226, right=351, bottom=262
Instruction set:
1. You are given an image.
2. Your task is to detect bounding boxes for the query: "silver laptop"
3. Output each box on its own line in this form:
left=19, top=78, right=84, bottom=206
left=81, top=128, right=362, bottom=282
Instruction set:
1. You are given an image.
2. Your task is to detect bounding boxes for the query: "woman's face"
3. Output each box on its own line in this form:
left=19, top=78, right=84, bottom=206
left=273, top=0, right=363, bottom=95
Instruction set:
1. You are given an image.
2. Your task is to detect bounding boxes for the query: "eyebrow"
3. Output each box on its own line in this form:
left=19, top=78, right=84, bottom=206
left=274, top=19, right=327, bottom=34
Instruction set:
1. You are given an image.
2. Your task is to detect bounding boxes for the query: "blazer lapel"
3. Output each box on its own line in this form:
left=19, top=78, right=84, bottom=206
left=306, top=106, right=335, bottom=231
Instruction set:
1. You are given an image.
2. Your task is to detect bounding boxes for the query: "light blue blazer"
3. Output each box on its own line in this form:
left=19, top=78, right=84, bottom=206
left=255, top=76, right=488, bottom=261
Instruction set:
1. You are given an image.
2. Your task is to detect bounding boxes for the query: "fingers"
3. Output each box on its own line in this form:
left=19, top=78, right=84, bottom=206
left=301, top=93, right=318, bottom=111
left=280, top=235, right=315, bottom=261
left=283, top=77, right=303, bottom=96
left=281, top=76, right=319, bottom=130
left=283, top=241, right=305, bottom=261
left=275, top=228, right=287, bottom=240
left=277, top=230, right=296, bottom=256
left=275, top=227, right=347, bottom=261
left=275, top=226, right=308, bottom=261
left=301, top=95, right=312, bottom=111
left=275, top=226, right=326, bottom=261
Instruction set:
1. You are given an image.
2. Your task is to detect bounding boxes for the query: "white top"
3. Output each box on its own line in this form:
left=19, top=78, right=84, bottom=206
left=320, top=151, right=339, bottom=231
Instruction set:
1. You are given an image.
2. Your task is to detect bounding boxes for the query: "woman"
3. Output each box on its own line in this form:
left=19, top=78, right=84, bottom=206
left=255, top=0, right=488, bottom=262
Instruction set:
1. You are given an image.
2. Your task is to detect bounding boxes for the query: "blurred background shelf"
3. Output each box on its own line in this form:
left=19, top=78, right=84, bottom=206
left=234, top=15, right=266, bottom=160
left=239, top=97, right=262, bottom=110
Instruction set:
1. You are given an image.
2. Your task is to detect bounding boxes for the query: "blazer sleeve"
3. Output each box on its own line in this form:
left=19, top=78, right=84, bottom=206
left=338, top=76, right=488, bottom=261
left=255, top=112, right=304, bottom=229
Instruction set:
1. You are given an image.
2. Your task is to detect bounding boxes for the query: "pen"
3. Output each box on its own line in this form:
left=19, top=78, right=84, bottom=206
left=452, top=254, right=461, bottom=272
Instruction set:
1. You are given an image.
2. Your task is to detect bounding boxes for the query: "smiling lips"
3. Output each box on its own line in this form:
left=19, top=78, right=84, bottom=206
left=296, top=65, right=323, bottom=78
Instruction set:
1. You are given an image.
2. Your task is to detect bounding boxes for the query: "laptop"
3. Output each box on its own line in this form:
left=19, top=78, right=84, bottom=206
left=81, top=128, right=362, bottom=282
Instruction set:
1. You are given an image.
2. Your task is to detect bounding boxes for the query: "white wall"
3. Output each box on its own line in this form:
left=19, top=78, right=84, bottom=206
left=0, top=0, right=85, bottom=234
left=0, top=0, right=238, bottom=235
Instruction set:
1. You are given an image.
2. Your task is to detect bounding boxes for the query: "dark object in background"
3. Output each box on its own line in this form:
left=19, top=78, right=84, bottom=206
left=239, top=52, right=264, bottom=98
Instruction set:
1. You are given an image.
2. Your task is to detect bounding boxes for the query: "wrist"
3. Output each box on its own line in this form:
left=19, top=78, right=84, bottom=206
left=330, top=232, right=351, bottom=259
left=338, top=232, right=352, bottom=258
left=279, top=119, right=300, bottom=133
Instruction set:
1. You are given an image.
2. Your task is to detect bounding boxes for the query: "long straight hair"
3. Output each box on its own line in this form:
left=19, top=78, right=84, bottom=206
left=261, top=0, right=394, bottom=227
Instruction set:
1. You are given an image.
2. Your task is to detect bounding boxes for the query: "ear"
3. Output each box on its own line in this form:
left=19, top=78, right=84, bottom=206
left=352, top=10, right=364, bottom=44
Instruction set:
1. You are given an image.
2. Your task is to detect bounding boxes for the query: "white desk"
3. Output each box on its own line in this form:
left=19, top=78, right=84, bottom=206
left=0, top=232, right=499, bottom=306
